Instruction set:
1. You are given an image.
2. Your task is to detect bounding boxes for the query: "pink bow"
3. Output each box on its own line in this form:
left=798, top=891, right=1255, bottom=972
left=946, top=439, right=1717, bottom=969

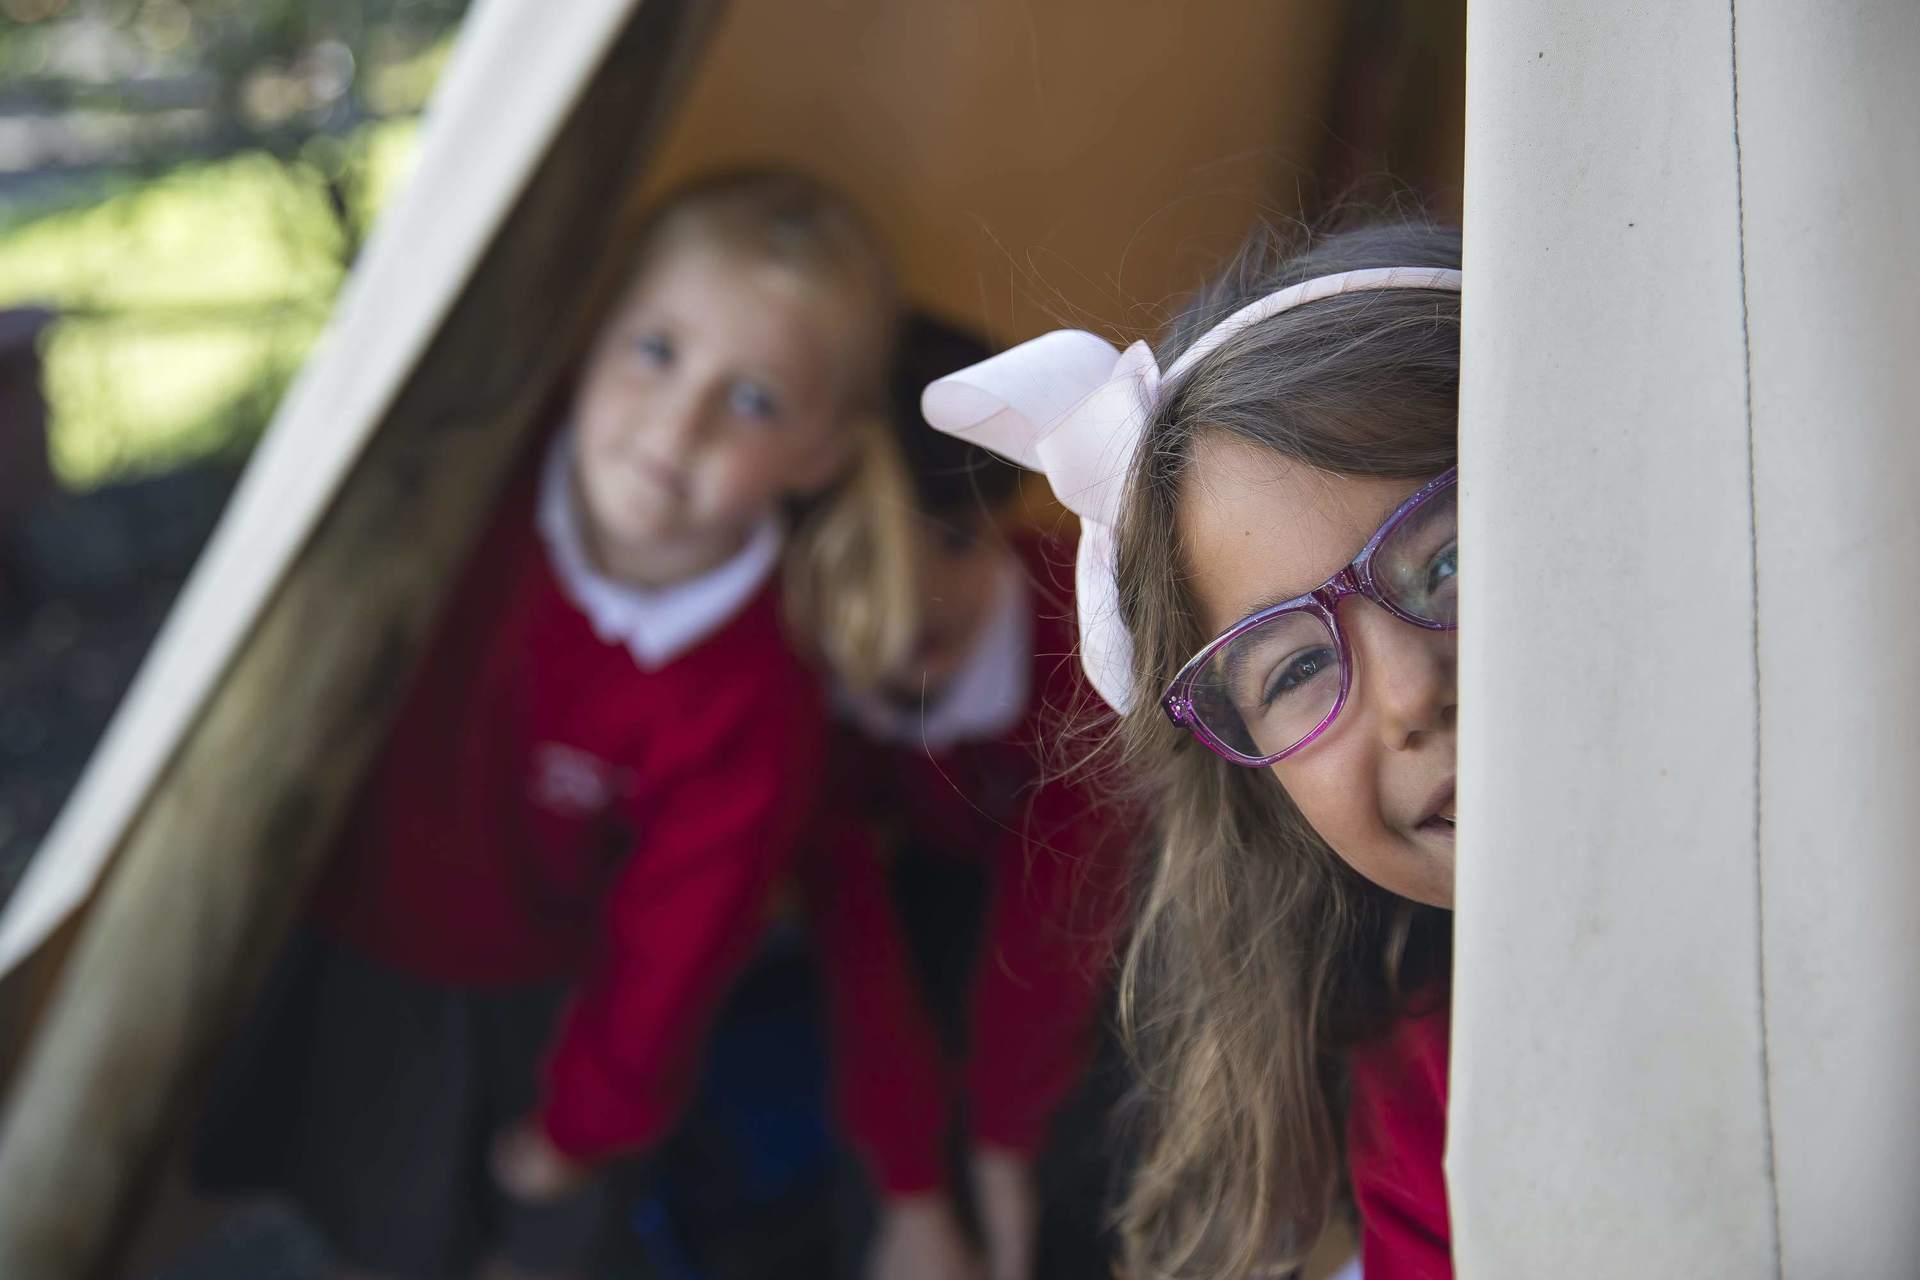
left=922, top=331, right=1152, bottom=712
left=921, top=266, right=1463, bottom=714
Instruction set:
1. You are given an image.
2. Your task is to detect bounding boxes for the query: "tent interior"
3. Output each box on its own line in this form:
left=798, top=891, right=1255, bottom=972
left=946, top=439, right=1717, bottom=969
left=0, top=0, right=1464, bottom=1274
left=7, top=0, right=1920, bottom=1275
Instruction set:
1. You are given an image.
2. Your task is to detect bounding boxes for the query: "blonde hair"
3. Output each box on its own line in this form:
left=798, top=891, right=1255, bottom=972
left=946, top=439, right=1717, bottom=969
left=629, top=170, right=918, bottom=686
left=1111, top=219, right=1459, bottom=1279
left=784, top=409, right=919, bottom=692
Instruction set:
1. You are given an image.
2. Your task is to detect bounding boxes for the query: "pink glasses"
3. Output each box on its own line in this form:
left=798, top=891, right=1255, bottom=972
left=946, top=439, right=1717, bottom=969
left=1160, top=467, right=1457, bottom=768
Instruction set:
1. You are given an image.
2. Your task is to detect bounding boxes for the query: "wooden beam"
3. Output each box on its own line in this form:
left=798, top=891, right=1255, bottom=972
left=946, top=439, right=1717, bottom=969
left=0, top=2, right=721, bottom=1273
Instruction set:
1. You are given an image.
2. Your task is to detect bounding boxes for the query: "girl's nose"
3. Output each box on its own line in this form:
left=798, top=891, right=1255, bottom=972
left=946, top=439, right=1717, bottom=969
left=644, top=385, right=711, bottom=462
left=1345, top=599, right=1457, bottom=749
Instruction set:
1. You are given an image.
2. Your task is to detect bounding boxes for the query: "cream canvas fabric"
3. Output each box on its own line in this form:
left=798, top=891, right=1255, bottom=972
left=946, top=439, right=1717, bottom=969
left=1452, top=1, right=1920, bottom=1273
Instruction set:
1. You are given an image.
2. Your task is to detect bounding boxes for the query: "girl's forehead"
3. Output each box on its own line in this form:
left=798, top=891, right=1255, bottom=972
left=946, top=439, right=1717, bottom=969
left=1177, top=434, right=1419, bottom=631
left=622, top=245, right=840, bottom=360
left=620, top=243, right=827, bottom=329
left=614, top=245, right=857, bottom=388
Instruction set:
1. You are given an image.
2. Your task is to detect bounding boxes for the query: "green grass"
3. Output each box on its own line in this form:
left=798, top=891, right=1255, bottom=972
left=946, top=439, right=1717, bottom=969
left=0, top=118, right=423, bottom=488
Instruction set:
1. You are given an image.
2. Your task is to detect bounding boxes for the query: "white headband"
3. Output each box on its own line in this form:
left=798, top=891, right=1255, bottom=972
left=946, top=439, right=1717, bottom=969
left=921, top=266, right=1463, bottom=713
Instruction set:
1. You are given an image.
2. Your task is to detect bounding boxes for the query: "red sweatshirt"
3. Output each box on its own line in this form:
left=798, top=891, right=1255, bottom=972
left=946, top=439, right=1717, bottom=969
left=799, top=536, right=1128, bottom=1193
left=1346, top=998, right=1454, bottom=1278
left=310, top=453, right=826, bottom=1162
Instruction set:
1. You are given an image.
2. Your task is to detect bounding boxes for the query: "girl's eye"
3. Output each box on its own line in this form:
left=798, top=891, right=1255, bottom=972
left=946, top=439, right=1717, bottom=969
left=1262, top=645, right=1338, bottom=707
left=630, top=332, right=673, bottom=367
left=1424, top=541, right=1458, bottom=595
left=728, top=380, right=779, bottom=423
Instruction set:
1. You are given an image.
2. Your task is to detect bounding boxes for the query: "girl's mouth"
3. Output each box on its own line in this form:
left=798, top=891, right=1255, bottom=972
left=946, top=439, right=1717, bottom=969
left=1416, top=789, right=1456, bottom=835
left=629, top=461, right=687, bottom=500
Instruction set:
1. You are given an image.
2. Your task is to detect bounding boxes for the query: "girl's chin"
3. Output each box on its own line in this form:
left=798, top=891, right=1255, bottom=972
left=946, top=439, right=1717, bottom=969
left=1331, top=836, right=1454, bottom=910
left=1379, top=826, right=1454, bottom=908
left=1410, top=823, right=1457, bottom=880
left=588, top=496, right=681, bottom=544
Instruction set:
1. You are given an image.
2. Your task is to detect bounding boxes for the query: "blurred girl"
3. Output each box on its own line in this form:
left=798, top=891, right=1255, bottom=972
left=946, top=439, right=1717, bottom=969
left=196, top=170, right=907, bottom=1280
left=923, top=221, right=1461, bottom=1279
left=798, top=314, right=1129, bottom=1280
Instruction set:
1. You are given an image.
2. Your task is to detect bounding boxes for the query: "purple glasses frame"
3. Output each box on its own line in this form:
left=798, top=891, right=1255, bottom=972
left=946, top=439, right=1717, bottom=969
left=1159, top=466, right=1458, bottom=768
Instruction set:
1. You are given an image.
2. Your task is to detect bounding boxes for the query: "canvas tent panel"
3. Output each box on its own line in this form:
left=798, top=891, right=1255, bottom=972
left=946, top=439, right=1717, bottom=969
left=1451, top=2, right=1776, bottom=1273
left=636, top=0, right=1343, bottom=346
left=1738, top=0, right=1920, bottom=1271
left=1456, top=0, right=1920, bottom=1272
left=0, top=0, right=645, bottom=978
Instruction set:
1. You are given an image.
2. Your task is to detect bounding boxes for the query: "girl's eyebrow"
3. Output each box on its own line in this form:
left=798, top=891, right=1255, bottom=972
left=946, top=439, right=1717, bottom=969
left=1227, top=506, right=1391, bottom=623
left=1232, top=583, right=1322, bottom=626
left=1219, top=635, right=1256, bottom=687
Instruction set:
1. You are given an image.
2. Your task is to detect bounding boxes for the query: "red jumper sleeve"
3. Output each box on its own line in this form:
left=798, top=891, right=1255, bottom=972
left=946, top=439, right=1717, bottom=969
left=537, top=674, right=825, bottom=1162
left=962, top=770, right=1128, bottom=1157
left=798, top=810, right=953, bottom=1194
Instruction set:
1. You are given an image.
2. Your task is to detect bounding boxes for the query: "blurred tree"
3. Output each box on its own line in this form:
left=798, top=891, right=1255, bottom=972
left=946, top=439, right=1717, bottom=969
left=0, top=0, right=471, bottom=485
left=1, top=0, right=468, bottom=258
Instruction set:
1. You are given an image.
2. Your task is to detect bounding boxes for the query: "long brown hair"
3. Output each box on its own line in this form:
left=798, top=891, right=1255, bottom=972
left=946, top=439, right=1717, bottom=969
left=622, top=169, right=919, bottom=688
left=1112, top=219, right=1460, bottom=1278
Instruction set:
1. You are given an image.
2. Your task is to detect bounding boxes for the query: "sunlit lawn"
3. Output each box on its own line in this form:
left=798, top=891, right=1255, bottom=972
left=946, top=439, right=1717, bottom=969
left=0, top=119, right=422, bottom=488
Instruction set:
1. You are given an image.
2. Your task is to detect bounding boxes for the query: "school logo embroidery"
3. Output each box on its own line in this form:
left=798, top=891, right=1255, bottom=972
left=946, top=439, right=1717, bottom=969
left=528, top=742, right=625, bottom=818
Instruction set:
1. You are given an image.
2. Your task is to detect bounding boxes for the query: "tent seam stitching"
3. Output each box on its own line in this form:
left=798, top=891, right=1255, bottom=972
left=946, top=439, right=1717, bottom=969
left=1729, top=0, right=1783, bottom=1272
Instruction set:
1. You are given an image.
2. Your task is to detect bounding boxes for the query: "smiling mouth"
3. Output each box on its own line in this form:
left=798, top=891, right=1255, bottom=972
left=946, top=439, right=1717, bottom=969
left=1417, top=795, right=1456, bottom=834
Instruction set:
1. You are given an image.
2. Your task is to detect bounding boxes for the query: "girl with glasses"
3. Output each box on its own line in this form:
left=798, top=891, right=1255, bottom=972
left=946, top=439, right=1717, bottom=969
left=924, top=221, right=1461, bottom=1279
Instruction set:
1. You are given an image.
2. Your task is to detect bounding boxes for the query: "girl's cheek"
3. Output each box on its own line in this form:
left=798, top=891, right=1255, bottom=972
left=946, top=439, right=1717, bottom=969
left=1271, top=744, right=1384, bottom=865
left=577, top=390, right=620, bottom=455
left=1270, top=758, right=1338, bottom=844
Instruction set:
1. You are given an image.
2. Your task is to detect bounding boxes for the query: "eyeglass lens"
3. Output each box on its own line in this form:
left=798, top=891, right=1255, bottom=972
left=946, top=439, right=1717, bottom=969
left=1187, top=481, right=1457, bottom=761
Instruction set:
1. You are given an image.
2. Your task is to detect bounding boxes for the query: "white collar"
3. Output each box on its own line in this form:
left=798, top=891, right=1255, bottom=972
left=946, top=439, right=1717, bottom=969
left=536, top=429, right=783, bottom=671
left=837, top=555, right=1033, bottom=753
